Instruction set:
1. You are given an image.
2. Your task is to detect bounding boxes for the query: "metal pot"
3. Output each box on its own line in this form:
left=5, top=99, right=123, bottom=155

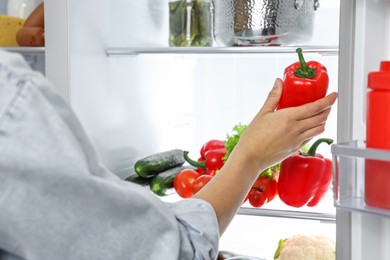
left=213, top=0, right=320, bottom=46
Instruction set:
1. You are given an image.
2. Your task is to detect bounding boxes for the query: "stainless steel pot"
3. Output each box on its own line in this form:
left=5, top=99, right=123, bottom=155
left=213, top=0, right=320, bottom=46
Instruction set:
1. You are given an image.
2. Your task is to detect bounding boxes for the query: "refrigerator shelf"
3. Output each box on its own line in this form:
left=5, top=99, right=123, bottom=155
left=160, top=193, right=335, bottom=222
left=331, top=140, right=390, bottom=218
left=335, top=197, right=390, bottom=218
left=1, top=47, right=45, bottom=54
left=106, top=46, right=339, bottom=57
left=237, top=207, right=335, bottom=222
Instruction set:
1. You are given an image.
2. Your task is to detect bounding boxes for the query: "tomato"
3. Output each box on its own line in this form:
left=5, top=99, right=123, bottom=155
left=174, top=169, right=200, bottom=198
left=192, top=174, right=213, bottom=195
left=253, top=175, right=278, bottom=203
left=248, top=188, right=266, bottom=208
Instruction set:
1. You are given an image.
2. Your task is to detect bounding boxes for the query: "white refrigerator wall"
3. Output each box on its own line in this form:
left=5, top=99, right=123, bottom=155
left=45, top=0, right=340, bottom=259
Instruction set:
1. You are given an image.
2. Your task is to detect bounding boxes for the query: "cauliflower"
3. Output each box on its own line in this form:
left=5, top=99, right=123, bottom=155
left=273, top=235, right=335, bottom=260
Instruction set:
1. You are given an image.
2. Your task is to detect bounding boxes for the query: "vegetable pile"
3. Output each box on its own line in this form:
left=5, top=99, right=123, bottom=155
left=274, top=235, right=335, bottom=260
left=124, top=124, right=333, bottom=209
left=123, top=140, right=225, bottom=198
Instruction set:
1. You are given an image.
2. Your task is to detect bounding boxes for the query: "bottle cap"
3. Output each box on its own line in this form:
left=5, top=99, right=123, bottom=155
left=368, top=61, right=390, bottom=90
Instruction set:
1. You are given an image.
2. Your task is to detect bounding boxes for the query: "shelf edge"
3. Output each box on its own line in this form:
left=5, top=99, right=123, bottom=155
left=1, top=47, right=45, bottom=54
left=237, top=207, right=336, bottom=223
left=106, top=46, right=339, bottom=56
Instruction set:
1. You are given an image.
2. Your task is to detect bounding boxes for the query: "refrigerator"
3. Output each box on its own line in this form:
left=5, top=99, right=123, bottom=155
left=4, top=0, right=390, bottom=259
left=333, top=1, right=390, bottom=259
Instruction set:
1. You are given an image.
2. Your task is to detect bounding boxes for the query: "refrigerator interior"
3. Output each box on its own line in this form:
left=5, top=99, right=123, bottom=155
left=43, top=0, right=340, bottom=259
left=56, top=0, right=340, bottom=175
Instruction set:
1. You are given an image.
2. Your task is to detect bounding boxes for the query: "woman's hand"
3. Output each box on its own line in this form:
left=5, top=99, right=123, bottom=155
left=236, top=78, right=338, bottom=171
left=193, top=78, right=338, bottom=235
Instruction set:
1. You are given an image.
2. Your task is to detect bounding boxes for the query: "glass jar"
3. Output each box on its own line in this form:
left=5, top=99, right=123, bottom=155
left=169, top=0, right=213, bottom=47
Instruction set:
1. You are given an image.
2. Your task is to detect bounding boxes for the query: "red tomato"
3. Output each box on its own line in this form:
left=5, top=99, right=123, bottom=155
left=248, top=188, right=266, bottom=208
left=253, top=175, right=278, bottom=203
left=192, top=174, right=213, bottom=195
left=174, top=169, right=200, bottom=198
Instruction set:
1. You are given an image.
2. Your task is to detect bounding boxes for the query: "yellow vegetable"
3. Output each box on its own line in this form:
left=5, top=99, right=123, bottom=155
left=0, top=15, right=24, bottom=46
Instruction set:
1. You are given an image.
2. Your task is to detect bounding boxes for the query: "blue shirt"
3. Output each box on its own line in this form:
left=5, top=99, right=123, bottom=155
left=0, top=50, right=219, bottom=260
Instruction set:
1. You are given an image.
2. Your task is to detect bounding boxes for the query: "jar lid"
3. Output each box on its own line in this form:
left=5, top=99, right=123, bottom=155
left=368, top=61, right=390, bottom=90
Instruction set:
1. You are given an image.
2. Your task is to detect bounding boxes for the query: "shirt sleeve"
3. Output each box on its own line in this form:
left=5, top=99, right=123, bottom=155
left=0, top=50, right=219, bottom=260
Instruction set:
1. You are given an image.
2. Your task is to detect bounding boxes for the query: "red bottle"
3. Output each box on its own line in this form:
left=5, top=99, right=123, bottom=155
left=365, top=61, right=390, bottom=209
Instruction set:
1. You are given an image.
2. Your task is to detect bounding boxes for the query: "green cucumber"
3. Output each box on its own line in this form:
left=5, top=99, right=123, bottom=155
left=124, top=170, right=152, bottom=186
left=150, top=166, right=193, bottom=196
left=134, top=149, right=185, bottom=178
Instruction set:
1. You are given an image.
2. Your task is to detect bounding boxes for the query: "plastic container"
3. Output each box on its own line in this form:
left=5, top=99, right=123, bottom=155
left=365, top=61, right=390, bottom=209
left=168, top=0, right=213, bottom=47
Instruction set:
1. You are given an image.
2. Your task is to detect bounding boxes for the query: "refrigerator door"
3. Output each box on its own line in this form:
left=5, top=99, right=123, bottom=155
left=337, top=0, right=390, bottom=259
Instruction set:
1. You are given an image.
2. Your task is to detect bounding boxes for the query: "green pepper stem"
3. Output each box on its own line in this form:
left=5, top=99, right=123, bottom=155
left=183, top=151, right=207, bottom=172
left=306, top=138, right=334, bottom=157
left=295, top=48, right=316, bottom=79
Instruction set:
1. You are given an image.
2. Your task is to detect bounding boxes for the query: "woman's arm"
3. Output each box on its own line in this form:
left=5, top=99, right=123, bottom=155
left=193, top=78, right=338, bottom=235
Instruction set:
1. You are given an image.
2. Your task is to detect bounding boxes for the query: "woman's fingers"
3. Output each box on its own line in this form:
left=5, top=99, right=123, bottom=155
left=260, top=78, right=283, bottom=113
left=238, top=81, right=338, bottom=170
left=297, top=107, right=332, bottom=133
left=294, top=92, right=338, bottom=120
left=281, top=92, right=337, bottom=141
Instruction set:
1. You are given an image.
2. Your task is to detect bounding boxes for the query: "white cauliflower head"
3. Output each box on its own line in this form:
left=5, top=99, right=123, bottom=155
left=274, top=235, right=335, bottom=260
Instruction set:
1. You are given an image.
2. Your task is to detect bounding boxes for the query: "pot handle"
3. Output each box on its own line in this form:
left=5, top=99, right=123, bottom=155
left=314, top=0, right=320, bottom=11
left=294, top=0, right=303, bottom=10
left=294, top=0, right=320, bottom=11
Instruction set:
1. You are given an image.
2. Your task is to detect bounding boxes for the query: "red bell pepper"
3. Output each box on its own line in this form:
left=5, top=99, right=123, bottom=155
left=277, top=138, right=333, bottom=208
left=200, top=139, right=225, bottom=159
left=184, top=148, right=226, bottom=176
left=277, top=48, right=329, bottom=109
left=186, top=139, right=226, bottom=175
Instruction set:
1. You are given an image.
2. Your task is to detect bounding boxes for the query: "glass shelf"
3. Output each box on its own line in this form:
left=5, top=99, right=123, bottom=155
left=331, top=140, right=390, bottom=218
left=1, top=46, right=45, bottom=54
left=161, top=193, right=336, bottom=222
left=106, top=46, right=339, bottom=57
left=237, top=207, right=335, bottom=223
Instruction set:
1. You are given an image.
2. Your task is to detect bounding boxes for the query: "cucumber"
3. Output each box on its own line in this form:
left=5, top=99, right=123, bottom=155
left=150, top=166, right=193, bottom=196
left=134, top=149, right=185, bottom=178
left=124, top=170, right=152, bottom=186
